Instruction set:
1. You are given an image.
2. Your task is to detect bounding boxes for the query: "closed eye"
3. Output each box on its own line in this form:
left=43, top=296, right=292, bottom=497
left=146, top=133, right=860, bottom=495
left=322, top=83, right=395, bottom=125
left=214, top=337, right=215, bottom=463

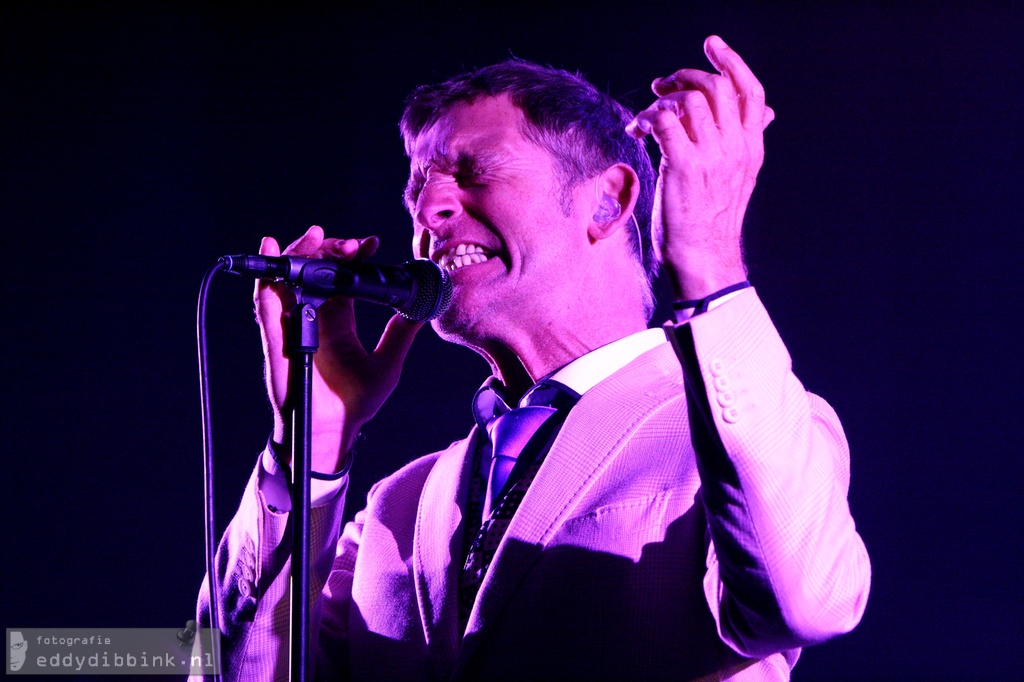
left=454, top=167, right=486, bottom=187
left=405, top=149, right=501, bottom=209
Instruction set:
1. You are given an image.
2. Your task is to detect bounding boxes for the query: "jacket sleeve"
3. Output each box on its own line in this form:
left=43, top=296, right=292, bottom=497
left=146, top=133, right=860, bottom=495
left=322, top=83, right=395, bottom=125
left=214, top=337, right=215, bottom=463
left=665, top=288, right=871, bottom=659
left=194, top=455, right=351, bottom=681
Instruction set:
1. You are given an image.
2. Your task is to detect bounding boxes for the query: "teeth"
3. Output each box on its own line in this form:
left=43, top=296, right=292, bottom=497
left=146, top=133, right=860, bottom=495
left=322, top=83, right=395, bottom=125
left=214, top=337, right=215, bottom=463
left=439, top=244, right=492, bottom=272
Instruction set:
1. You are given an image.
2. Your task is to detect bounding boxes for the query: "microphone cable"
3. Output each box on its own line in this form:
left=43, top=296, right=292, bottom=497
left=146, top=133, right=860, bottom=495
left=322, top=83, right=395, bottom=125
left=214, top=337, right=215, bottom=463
left=196, top=260, right=225, bottom=682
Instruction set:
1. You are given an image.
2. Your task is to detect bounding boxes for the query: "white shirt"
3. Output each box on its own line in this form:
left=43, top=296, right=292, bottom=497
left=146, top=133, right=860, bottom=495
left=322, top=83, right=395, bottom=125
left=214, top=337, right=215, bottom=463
left=258, top=326, right=670, bottom=511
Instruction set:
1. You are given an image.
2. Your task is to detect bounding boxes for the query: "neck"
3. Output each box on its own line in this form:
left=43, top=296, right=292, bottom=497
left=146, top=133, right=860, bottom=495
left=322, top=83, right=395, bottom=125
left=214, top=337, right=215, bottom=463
left=458, top=249, right=650, bottom=401
left=475, top=314, right=646, bottom=404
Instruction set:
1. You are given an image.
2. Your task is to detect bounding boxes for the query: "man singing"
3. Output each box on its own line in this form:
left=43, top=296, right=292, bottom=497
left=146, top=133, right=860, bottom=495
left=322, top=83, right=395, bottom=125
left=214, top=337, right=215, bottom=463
left=199, top=36, right=871, bottom=680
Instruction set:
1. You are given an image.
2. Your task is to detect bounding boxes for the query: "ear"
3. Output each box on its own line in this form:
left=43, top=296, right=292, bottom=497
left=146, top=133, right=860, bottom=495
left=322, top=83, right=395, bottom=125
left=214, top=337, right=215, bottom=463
left=587, top=163, right=641, bottom=242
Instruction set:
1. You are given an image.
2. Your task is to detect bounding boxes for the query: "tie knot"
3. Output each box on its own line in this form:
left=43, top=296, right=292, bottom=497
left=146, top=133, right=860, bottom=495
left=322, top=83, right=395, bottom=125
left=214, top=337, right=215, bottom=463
left=471, top=378, right=580, bottom=431
left=487, top=405, right=558, bottom=460
left=522, top=379, right=580, bottom=410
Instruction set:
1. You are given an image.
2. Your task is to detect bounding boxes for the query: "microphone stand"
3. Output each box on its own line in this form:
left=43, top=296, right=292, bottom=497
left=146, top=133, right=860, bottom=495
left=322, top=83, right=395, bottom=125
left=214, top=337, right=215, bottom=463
left=212, top=255, right=448, bottom=681
left=286, top=297, right=321, bottom=682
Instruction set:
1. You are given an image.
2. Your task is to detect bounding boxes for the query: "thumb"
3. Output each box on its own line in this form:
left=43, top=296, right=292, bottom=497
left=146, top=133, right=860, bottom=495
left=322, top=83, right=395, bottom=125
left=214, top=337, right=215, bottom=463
left=254, top=236, right=290, bottom=413
left=254, top=236, right=285, bottom=333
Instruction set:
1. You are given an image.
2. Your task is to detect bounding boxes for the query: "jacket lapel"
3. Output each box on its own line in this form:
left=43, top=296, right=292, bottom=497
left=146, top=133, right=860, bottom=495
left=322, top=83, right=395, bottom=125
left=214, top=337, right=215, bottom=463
left=456, top=343, right=684, bottom=669
left=412, top=428, right=480, bottom=680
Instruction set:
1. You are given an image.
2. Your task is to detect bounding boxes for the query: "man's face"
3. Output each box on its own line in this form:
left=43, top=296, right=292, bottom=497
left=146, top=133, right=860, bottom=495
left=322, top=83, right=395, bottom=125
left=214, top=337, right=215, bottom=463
left=406, top=95, right=588, bottom=348
left=9, top=632, right=26, bottom=672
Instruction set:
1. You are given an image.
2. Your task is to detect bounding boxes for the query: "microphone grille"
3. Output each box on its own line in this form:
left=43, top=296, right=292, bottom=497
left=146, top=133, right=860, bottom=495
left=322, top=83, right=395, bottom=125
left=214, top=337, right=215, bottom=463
left=399, top=259, right=453, bottom=322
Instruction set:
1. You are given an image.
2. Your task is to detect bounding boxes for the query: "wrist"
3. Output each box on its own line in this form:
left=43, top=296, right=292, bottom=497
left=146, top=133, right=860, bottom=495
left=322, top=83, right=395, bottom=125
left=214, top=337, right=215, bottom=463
left=273, top=417, right=361, bottom=475
left=672, top=280, right=750, bottom=321
left=661, top=249, right=746, bottom=300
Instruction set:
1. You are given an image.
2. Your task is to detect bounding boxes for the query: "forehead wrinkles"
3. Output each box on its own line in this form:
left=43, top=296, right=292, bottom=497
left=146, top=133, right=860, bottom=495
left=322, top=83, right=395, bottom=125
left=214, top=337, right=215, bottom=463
left=414, top=128, right=516, bottom=174
left=412, top=98, right=533, bottom=165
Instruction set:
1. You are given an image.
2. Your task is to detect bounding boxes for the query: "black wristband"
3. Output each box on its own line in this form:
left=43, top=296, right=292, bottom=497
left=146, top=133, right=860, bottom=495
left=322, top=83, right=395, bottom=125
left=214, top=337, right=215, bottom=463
left=672, top=280, right=751, bottom=315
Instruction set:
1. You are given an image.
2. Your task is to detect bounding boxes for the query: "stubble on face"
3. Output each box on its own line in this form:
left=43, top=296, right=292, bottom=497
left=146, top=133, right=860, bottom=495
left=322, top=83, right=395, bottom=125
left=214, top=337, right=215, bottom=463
left=410, top=96, right=584, bottom=356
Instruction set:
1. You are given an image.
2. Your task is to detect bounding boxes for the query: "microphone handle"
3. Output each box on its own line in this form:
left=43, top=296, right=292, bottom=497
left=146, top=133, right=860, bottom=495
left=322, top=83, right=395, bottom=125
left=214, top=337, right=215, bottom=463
left=219, top=254, right=450, bottom=322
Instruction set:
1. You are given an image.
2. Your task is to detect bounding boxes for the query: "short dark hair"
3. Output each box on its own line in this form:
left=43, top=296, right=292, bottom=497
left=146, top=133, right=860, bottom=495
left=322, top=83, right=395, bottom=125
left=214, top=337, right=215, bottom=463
left=400, top=59, right=658, bottom=316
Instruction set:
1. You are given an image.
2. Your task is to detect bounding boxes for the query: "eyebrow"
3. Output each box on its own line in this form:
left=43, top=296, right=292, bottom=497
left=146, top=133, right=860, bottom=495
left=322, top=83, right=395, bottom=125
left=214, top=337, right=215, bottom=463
left=404, top=147, right=509, bottom=207
left=419, top=147, right=506, bottom=173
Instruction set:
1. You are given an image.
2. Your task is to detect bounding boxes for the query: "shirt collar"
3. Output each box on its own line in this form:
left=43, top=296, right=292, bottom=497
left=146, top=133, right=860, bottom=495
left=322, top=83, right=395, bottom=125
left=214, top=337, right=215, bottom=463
left=547, top=327, right=667, bottom=396
left=471, top=327, right=667, bottom=428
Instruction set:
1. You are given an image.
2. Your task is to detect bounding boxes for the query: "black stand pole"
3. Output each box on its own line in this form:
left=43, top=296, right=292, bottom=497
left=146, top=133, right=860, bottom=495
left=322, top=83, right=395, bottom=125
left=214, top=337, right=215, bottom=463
left=287, top=301, right=320, bottom=681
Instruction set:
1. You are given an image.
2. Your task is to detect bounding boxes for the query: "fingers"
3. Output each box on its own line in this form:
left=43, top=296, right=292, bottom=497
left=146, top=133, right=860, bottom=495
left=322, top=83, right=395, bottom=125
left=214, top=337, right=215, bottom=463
left=254, top=235, right=290, bottom=419
left=703, top=35, right=769, bottom=132
left=627, top=91, right=718, bottom=167
left=260, top=234, right=282, bottom=258
left=283, top=225, right=381, bottom=265
left=347, top=235, right=380, bottom=261
left=254, top=228, right=381, bottom=325
left=663, top=92, right=718, bottom=145
left=639, top=36, right=773, bottom=136
left=254, top=235, right=284, bottom=330
left=652, top=68, right=740, bottom=133
left=253, top=228, right=382, bottom=411
left=282, top=224, right=325, bottom=256
left=373, top=314, right=423, bottom=368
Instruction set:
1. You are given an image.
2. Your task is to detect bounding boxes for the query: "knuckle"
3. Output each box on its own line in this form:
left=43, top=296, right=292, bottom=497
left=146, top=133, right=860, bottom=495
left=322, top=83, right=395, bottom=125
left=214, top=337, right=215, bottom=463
left=679, top=90, right=708, bottom=108
left=631, top=112, right=655, bottom=136
left=742, top=83, right=766, bottom=101
left=653, top=108, right=682, bottom=129
left=710, top=74, right=733, bottom=94
left=654, top=98, right=679, bottom=115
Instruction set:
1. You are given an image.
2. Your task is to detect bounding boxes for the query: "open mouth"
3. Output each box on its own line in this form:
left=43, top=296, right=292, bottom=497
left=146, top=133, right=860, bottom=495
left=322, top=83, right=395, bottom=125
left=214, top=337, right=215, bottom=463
left=435, top=243, right=497, bottom=273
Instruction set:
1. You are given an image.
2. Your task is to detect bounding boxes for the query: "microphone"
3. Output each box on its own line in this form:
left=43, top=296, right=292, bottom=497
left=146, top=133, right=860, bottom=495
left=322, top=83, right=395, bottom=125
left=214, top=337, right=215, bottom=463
left=220, top=255, right=453, bottom=322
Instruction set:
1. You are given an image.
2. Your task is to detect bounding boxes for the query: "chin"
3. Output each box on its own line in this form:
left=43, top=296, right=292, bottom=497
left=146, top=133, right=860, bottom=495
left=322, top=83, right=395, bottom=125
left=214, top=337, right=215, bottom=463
left=430, top=307, right=482, bottom=347
left=430, top=292, right=501, bottom=349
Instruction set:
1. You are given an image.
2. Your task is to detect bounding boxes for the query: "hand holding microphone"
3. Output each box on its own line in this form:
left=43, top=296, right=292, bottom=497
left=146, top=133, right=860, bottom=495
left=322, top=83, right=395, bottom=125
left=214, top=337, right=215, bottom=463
left=252, top=227, right=433, bottom=473
left=222, top=250, right=451, bottom=322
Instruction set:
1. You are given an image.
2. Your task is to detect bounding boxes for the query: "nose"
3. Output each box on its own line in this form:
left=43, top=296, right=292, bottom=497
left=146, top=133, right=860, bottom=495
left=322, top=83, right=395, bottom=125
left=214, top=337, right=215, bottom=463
left=415, top=172, right=463, bottom=234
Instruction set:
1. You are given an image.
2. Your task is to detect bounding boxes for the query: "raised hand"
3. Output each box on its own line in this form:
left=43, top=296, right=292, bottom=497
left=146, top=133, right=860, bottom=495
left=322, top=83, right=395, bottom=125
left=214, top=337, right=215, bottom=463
left=627, top=35, right=775, bottom=300
left=256, top=226, right=423, bottom=473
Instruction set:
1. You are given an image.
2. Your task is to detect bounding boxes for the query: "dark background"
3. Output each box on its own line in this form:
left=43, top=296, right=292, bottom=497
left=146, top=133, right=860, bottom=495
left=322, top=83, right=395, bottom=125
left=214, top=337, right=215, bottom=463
left=3, top=1, right=1021, bottom=680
